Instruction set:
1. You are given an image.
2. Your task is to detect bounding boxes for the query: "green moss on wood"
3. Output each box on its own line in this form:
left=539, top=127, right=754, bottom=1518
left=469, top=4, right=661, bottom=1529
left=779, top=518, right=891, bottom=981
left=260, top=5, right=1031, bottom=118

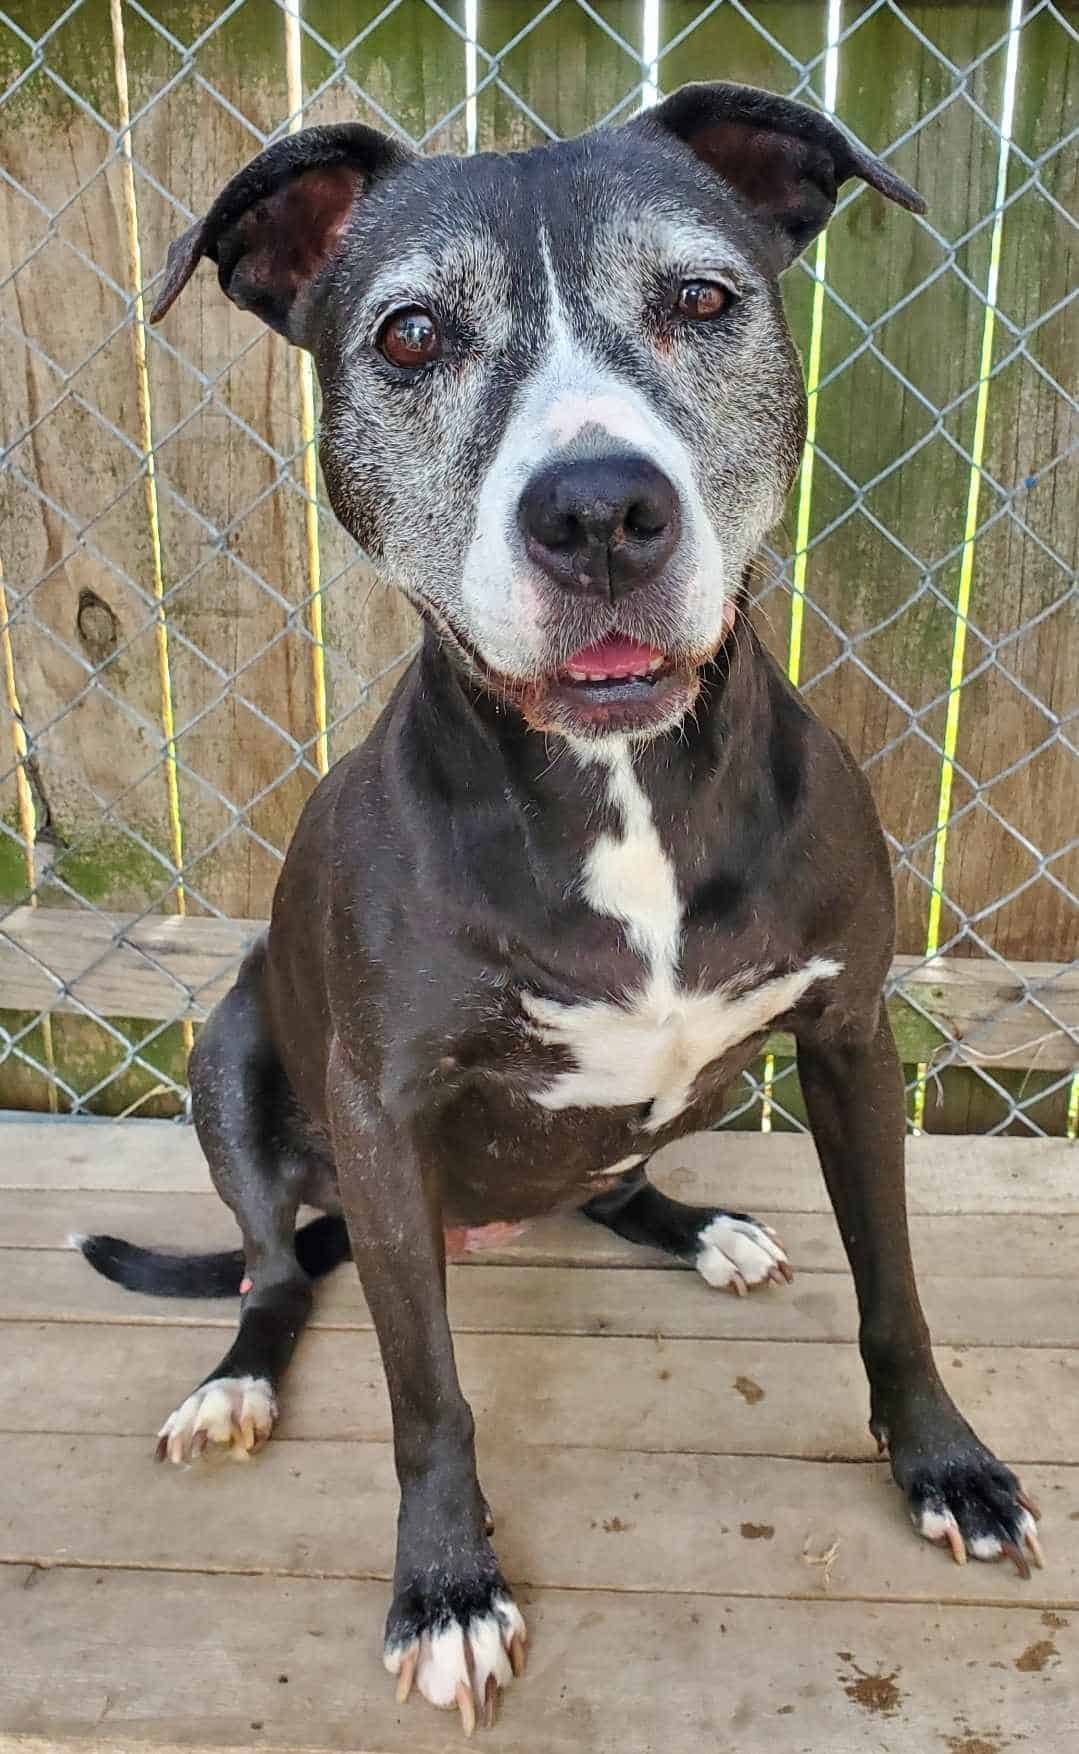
left=1, top=816, right=175, bottom=910
left=0, top=1008, right=188, bottom=1117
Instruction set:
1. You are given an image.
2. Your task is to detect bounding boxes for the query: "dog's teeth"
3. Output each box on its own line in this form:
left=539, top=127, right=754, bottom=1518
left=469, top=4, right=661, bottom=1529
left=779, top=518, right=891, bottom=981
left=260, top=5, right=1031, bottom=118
left=646, top=654, right=664, bottom=672
left=585, top=670, right=607, bottom=681
left=566, top=668, right=588, bottom=681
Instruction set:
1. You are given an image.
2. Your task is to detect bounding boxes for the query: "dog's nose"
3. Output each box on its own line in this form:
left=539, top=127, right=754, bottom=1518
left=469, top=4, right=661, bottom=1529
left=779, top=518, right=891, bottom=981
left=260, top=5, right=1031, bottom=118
left=518, top=455, right=680, bottom=598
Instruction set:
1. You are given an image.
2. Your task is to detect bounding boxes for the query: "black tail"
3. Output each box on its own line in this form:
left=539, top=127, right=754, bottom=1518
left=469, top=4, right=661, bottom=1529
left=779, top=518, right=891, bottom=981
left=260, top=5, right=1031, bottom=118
left=75, top=1213, right=351, bottom=1298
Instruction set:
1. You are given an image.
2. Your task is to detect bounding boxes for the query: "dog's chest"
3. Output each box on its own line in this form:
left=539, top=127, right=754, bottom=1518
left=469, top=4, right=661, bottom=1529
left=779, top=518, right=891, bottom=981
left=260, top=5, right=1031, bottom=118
left=521, top=746, right=838, bottom=1132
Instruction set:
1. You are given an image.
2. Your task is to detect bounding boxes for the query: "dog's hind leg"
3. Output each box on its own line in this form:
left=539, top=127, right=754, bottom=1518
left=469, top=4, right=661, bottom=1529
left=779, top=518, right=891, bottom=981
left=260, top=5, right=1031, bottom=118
left=154, top=939, right=333, bottom=1464
left=582, top=1167, right=793, bottom=1295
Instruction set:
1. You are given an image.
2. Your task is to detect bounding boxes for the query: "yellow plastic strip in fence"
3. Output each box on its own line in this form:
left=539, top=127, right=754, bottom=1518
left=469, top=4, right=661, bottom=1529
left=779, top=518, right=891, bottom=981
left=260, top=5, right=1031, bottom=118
left=285, top=0, right=330, bottom=780
left=0, top=551, right=58, bottom=1110
left=109, top=0, right=193, bottom=1062
left=760, top=0, right=839, bottom=1134
left=914, top=0, right=1023, bottom=1131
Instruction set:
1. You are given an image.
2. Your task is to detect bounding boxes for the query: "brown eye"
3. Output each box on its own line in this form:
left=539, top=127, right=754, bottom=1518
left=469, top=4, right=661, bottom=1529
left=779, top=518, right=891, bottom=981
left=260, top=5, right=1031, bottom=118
left=676, top=281, right=729, bottom=321
left=379, top=306, right=441, bottom=368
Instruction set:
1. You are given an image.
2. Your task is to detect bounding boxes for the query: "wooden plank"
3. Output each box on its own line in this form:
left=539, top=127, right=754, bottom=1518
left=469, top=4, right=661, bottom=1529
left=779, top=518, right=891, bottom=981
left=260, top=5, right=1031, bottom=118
left=798, top=4, right=1013, bottom=962
left=0, top=3, right=196, bottom=1116
left=0, top=2, right=179, bottom=909
left=297, top=0, right=462, bottom=765
left=7, top=1247, right=1079, bottom=1349
left=2, top=1116, right=1073, bottom=1211
left=887, top=951, right=1079, bottom=1072
left=930, top=8, right=1079, bottom=1136
left=7, top=1186, right=1079, bottom=1285
left=0, top=906, right=260, bottom=1022
left=476, top=0, right=646, bottom=151
left=942, top=8, right=1078, bottom=975
left=0, top=1567, right=1071, bottom=1752
left=5, top=906, right=1076, bottom=1067
left=127, top=5, right=319, bottom=921
left=1, top=1433, right=1072, bottom=1610
left=3, top=1322, right=1076, bottom=1464
left=655, top=1129, right=1079, bottom=1216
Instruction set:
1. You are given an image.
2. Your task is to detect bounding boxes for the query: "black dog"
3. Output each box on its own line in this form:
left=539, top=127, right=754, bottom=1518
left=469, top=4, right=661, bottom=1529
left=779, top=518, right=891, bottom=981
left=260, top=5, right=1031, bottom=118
left=80, top=82, right=1043, bottom=1735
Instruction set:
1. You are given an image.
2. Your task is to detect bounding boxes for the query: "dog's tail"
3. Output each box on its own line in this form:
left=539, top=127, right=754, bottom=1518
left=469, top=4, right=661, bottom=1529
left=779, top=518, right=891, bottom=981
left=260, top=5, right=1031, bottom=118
left=73, top=1213, right=351, bottom=1298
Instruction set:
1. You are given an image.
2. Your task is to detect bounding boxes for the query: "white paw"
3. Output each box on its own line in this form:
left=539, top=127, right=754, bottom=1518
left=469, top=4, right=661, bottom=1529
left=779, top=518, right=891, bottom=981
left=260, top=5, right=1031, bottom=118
left=385, top=1595, right=527, bottom=1732
left=155, top=1375, right=277, bottom=1465
left=695, top=1215, right=792, bottom=1295
left=915, top=1500, right=1044, bottom=1571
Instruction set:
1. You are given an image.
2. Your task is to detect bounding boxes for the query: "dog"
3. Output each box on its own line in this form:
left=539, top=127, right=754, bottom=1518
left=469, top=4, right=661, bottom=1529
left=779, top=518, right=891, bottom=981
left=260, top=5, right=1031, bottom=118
left=79, top=82, right=1043, bottom=1735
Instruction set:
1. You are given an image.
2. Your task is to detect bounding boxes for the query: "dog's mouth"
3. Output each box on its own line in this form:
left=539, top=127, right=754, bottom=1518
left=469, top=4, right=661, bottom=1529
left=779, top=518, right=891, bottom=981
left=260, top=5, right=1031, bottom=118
left=434, top=610, right=735, bottom=739
left=551, top=634, right=682, bottom=718
left=559, top=635, right=668, bottom=688
left=527, top=632, right=699, bottom=737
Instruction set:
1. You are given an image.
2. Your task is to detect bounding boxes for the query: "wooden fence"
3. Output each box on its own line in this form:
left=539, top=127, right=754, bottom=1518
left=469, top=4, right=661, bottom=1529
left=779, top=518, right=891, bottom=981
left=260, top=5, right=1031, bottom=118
left=0, top=1, right=1076, bottom=1131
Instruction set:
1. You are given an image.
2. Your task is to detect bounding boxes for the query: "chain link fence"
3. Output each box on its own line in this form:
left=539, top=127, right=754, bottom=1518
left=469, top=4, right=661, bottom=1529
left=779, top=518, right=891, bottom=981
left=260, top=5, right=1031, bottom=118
left=0, top=0, right=1076, bottom=1133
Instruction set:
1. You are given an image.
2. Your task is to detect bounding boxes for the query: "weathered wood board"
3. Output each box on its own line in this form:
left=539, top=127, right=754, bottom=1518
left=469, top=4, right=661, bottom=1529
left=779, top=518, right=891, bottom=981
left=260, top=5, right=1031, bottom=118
left=0, top=1115, right=1075, bottom=1753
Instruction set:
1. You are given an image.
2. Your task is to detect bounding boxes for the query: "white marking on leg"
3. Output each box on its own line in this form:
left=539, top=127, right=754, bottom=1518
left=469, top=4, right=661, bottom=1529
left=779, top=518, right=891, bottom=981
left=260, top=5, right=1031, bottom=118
left=525, top=742, right=841, bottom=1127
left=157, top=1375, right=276, bottom=1465
left=695, top=1214, right=790, bottom=1291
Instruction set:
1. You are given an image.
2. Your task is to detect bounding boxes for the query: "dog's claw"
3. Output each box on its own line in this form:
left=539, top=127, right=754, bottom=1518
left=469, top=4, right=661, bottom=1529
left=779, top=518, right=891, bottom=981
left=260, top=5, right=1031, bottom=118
left=482, top=1673, right=498, bottom=1730
left=456, top=1680, right=476, bottom=1737
left=731, top=1273, right=748, bottom=1298
left=509, top=1632, right=527, bottom=1678
left=1026, top=1530, right=1045, bottom=1571
left=945, top=1520, right=967, bottom=1567
left=1018, top=1486, right=1042, bottom=1521
left=396, top=1649, right=417, bottom=1705
left=1000, top=1539, right=1031, bottom=1580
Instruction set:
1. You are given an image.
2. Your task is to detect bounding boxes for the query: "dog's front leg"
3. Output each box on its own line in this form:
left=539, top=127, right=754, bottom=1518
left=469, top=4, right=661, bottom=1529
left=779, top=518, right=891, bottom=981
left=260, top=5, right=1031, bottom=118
left=797, top=1008, right=1043, bottom=1575
left=327, top=1041, right=526, bottom=1733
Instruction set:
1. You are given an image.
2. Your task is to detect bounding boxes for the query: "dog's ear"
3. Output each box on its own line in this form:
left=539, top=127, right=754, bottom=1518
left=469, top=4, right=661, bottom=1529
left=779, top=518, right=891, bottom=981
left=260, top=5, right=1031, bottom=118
left=635, top=82, right=925, bottom=265
left=150, top=123, right=413, bottom=342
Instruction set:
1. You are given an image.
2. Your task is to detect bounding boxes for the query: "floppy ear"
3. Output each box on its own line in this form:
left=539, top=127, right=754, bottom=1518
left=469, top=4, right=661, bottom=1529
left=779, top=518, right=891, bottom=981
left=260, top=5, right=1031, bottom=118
left=636, top=82, right=925, bottom=265
left=150, top=123, right=413, bottom=342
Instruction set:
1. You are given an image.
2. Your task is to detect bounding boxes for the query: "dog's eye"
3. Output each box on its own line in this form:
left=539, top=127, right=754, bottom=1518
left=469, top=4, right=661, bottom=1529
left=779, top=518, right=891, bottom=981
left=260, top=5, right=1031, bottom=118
left=675, top=281, right=729, bottom=321
left=379, top=307, right=441, bottom=368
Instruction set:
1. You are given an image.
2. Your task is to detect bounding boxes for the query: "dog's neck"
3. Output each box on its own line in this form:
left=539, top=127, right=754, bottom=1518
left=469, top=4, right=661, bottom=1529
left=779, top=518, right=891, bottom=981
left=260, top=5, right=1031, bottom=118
left=398, top=615, right=797, bottom=906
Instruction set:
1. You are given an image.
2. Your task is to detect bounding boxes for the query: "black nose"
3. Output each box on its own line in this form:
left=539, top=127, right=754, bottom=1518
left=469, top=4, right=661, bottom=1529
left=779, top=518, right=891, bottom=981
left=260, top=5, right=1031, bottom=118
left=517, top=454, right=680, bottom=598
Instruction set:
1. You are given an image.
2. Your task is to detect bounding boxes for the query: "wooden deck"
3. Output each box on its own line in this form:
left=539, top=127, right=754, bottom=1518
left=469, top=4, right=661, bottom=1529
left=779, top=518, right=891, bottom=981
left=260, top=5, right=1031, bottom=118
left=0, top=1116, right=1075, bottom=1754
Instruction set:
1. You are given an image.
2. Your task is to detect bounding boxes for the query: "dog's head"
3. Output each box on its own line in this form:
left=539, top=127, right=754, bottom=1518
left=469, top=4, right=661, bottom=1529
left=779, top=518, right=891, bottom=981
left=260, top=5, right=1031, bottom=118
left=154, top=84, right=923, bottom=741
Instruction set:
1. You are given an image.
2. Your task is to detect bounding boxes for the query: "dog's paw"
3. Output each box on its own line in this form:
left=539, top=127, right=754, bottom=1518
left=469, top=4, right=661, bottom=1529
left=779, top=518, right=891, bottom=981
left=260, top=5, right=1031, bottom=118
left=385, top=1586, right=527, bottom=1734
left=694, top=1213, right=793, bottom=1295
left=155, top=1375, right=277, bottom=1465
left=901, top=1450, right=1044, bottom=1576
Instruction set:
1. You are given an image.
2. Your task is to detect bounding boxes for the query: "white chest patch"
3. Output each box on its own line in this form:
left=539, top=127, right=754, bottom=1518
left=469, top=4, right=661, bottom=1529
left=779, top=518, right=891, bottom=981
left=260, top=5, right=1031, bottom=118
left=523, top=743, right=840, bottom=1132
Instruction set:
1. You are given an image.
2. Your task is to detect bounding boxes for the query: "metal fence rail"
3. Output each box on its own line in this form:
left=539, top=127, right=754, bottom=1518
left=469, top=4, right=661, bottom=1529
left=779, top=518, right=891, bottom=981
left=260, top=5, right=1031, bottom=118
left=0, top=0, right=1076, bottom=1134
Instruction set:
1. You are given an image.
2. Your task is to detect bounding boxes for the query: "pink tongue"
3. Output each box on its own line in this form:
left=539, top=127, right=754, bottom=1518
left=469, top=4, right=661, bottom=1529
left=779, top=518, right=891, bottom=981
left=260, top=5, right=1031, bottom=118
left=564, top=635, right=662, bottom=677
